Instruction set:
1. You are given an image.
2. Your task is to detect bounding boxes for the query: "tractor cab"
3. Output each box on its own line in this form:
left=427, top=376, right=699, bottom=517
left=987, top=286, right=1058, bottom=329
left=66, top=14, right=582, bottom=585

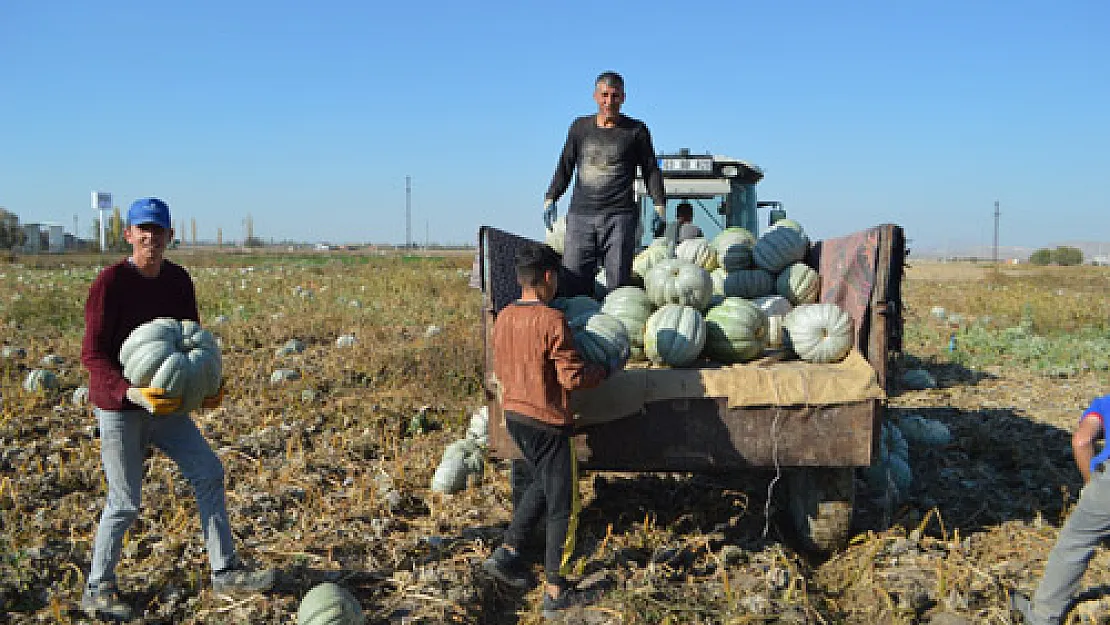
left=635, top=149, right=785, bottom=245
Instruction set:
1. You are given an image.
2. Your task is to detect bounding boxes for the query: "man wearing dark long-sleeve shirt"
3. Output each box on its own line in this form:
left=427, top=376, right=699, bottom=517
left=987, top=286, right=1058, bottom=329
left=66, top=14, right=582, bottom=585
left=543, top=71, right=666, bottom=297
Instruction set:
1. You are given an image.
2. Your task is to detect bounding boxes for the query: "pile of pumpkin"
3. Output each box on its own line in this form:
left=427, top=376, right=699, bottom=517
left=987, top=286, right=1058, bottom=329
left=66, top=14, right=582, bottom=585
left=549, top=220, right=854, bottom=369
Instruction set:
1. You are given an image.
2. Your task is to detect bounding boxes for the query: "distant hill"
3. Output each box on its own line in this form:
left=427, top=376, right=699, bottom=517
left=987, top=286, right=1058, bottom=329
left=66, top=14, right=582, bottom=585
left=915, top=241, right=1110, bottom=263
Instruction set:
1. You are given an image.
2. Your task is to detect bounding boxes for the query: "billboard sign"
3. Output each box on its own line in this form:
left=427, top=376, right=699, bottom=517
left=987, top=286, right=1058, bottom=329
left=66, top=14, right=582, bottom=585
left=91, top=191, right=112, bottom=210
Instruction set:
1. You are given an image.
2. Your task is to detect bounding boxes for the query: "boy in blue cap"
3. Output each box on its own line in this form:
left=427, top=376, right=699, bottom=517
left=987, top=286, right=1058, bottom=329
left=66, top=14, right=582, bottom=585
left=79, top=197, right=274, bottom=620
left=1012, top=395, right=1110, bottom=624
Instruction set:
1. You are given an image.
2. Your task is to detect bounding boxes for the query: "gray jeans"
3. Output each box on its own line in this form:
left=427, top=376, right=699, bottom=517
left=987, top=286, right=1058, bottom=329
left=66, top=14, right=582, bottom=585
left=561, top=211, right=638, bottom=298
left=1030, top=467, right=1110, bottom=623
left=88, top=408, right=235, bottom=588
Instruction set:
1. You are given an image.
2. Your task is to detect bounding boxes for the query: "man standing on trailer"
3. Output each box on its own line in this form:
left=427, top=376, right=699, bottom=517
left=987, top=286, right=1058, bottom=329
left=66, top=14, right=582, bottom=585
left=543, top=70, right=666, bottom=297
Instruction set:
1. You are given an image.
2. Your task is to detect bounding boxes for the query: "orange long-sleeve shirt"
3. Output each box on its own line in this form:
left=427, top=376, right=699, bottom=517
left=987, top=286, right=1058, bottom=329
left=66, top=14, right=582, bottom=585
left=492, top=301, right=607, bottom=428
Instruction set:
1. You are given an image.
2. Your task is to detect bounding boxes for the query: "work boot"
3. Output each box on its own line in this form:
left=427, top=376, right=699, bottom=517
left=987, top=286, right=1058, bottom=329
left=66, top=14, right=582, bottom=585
left=542, top=586, right=599, bottom=619
left=482, top=546, right=531, bottom=589
left=211, top=558, right=276, bottom=596
left=1009, top=591, right=1061, bottom=625
left=80, top=582, right=133, bottom=621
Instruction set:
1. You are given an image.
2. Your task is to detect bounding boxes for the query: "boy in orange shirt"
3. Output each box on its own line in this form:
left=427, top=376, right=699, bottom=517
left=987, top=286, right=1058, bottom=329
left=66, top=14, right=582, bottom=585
left=483, top=242, right=620, bottom=618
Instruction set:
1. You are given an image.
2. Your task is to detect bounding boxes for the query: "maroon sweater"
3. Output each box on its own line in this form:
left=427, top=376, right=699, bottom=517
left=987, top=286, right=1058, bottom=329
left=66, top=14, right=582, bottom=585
left=80, top=258, right=200, bottom=411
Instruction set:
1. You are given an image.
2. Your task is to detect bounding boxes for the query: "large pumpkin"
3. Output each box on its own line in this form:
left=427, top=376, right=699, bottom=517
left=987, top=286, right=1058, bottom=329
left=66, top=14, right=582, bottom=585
left=722, top=269, right=775, bottom=299
left=550, top=295, right=601, bottom=322
left=712, top=227, right=756, bottom=272
left=297, top=582, right=363, bottom=625
left=644, top=304, right=706, bottom=367
left=119, top=318, right=222, bottom=414
left=644, top=259, right=713, bottom=311
left=704, top=298, right=768, bottom=363
left=675, top=238, right=719, bottom=271
left=544, top=215, right=566, bottom=255
left=570, top=311, right=631, bottom=368
left=776, top=262, right=820, bottom=305
left=753, top=226, right=809, bottom=273
left=784, top=303, right=853, bottom=363
left=632, top=243, right=672, bottom=280
left=601, top=286, right=653, bottom=361
left=711, top=227, right=756, bottom=256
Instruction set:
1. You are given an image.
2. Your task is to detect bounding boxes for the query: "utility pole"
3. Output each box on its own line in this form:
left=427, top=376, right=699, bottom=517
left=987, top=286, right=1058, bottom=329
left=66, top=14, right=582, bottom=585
left=405, top=176, right=412, bottom=249
left=993, top=200, right=1000, bottom=265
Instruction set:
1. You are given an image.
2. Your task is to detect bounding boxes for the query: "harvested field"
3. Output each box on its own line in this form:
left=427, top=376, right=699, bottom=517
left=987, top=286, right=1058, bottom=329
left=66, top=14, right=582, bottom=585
left=2, top=253, right=1110, bottom=623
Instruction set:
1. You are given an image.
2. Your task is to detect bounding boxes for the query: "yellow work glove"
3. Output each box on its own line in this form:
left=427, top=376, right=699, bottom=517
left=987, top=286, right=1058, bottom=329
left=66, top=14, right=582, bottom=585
left=201, top=382, right=226, bottom=410
left=126, top=387, right=182, bottom=416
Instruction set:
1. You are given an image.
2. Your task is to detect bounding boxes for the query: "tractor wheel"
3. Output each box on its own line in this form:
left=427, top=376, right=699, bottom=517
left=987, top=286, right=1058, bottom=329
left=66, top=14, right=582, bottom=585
left=786, top=467, right=854, bottom=553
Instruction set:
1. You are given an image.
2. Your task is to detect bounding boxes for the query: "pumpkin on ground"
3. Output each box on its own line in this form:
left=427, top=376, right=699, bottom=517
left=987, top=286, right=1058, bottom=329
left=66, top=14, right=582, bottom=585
left=632, top=243, right=672, bottom=280
left=544, top=214, right=566, bottom=255
left=644, top=304, right=706, bottom=367
left=297, top=582, right=364, bottom=625
left=601, top=286, right=654, bottom=361
left=704, top=298, right=768, bottom=363
left=752, top=295, right=794, bottom=348
left=784, top=303, right=854, bottom=363
left=22, top=369, right=58, bottom=392
left=722, top=269, right=775, bottom=299
left=776, top=262, right=820, bottom=305
left=570, top=311, right=631, bottom=369
left=675, top=238, right=719, bottom=271
left=753, top=226, right=809, bottom=273
left=644, top=259, right=714, bottom=311
left=119, top=317, right=222, bottom=414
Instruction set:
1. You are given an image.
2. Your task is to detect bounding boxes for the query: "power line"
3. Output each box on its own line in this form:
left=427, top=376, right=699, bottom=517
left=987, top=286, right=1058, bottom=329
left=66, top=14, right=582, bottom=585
left=993, top=200, right=1000, bottom=264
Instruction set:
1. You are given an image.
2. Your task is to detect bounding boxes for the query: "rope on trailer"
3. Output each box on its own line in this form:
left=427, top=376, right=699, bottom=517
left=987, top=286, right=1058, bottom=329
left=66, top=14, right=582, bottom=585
left=761, top=365, right=812, bottom=540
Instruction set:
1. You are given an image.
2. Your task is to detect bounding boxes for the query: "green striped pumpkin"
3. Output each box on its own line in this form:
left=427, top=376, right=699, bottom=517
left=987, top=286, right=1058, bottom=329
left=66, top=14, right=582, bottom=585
left=753, top=226, right=808, bottom=273
left=571, top=311, right=631, bottom=367
left=601, top=287, right=653, bottom=361
left=297, top=582, right=363, bottom=625
left=712, top=227, right=756, bottom=272
left=722, top=269, right=775, bottom=299
left=775, top=262, right=820, bottom=305
left=644, top=259, right=714, bottom=311
left=704, top=298, right=768, bottom=363
left=711, top=227, right=756, bottom=256
left=550, top=295, right=601, bottom=322
left=644, top=304, right=706, bottom=367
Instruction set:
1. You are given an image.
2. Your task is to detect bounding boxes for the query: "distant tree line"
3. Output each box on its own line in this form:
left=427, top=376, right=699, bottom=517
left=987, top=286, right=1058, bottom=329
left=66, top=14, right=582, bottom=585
left=1029, top=246, right=1084, bottom=266
left=0, top=207, right=26, bottom=249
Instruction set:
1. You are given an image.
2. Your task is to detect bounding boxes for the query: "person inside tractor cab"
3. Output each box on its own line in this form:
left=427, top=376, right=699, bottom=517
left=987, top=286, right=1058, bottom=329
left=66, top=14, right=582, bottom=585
left=675, top=201, right=703, bottom=242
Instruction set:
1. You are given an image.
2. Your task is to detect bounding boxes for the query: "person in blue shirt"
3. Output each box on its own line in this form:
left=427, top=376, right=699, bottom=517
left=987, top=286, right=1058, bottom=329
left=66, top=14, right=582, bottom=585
left=1012, top=395, right=1110, bottom=624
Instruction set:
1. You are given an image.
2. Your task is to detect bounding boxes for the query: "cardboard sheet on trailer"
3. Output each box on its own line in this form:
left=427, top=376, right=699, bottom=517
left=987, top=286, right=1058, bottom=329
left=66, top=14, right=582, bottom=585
left=570, top=349, right=885, bottom=427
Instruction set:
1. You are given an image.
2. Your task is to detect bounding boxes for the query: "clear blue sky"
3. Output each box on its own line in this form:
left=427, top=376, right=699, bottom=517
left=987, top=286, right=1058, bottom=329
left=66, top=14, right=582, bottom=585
left=2, top=1, right=1107, bottom=251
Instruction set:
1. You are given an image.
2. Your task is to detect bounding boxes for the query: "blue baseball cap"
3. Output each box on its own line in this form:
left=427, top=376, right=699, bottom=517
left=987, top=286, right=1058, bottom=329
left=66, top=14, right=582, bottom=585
left=127, top=198, right=171, bottom=229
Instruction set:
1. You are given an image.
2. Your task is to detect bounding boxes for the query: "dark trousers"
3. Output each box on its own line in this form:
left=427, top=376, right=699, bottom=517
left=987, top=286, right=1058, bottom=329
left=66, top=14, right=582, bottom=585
left=561, top=211, right=638, bottom=298
left=503, top=415, right=580, bottom=587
